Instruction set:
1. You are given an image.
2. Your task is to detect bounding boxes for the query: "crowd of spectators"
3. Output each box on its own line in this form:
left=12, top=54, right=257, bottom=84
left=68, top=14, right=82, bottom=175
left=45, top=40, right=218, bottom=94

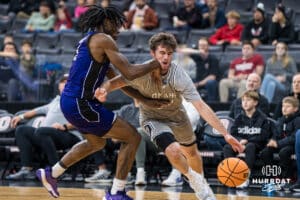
left=1, top=0, right=300, bottom=193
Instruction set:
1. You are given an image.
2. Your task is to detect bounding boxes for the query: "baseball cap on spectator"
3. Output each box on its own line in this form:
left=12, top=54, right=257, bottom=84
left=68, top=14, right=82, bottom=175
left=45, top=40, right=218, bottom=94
left=276, top=3, right=288, bottom=19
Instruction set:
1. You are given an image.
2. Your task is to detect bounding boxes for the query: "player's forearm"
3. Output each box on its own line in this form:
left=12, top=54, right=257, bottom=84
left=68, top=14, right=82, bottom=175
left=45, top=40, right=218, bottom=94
left=127, top=60, right=160, bottom=80
left=192, top=100, right=229, bottom=137
left=121, top=86, right=149, bottom=102
left=104, top=75, right=127, bottom=93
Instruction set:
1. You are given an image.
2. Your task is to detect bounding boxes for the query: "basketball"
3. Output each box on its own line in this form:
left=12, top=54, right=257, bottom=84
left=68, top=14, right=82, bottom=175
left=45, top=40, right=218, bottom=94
left=217, top=157, right=250, bottom=187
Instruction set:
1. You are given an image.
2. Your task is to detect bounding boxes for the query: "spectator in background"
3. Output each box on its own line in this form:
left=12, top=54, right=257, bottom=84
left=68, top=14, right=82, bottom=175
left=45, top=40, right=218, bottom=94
left=171, top=0, right=203, bottom=30
left=54, top=7, right=73, bottom=32
left=0, top=42, right=22, bottom=101
left=74, top=0, right=88, bottom=19
left=179, top=37, right=220, bottom=102
left=260, top=96, right=300, bottom=180
left=242, top=2, right=269, bottom=47
left=24, top=1, right=55, bottom=33
left=5, top=75, right=82, bottom=180
left=219, top=41, right=264, bottom=103
left=7, top=0, right=39, bottom=19
left=260, top=42, right=297, bottom=104
left=270, top=3, right=295, bottom=45
left=1, top=33, right=14, bottom=50
left=224, top=90, right=270, bottom=188
left=229, top=73, right=269, bottom=119
left=274, top=73, right=300, bottom=120
left=202, top=0, right=226, bottom=29
left=125, top=0, right=158, bottom=31
left=101, top=0, right=111, bottom=8
left=209, top=10, right=243, bottom=46
left=173, top=45, right=197, bottom=80
left=20, top=40, right=35, bottom=78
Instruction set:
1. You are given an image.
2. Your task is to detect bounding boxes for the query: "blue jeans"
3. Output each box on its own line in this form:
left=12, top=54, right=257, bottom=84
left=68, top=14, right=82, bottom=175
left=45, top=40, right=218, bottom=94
left=260, top=74, right=286, bottom=103
left=204, top=135, right=226, bottom=150
left=205, top=79, right=218, bottom=102
left=296, top=130, right=300, bottom=183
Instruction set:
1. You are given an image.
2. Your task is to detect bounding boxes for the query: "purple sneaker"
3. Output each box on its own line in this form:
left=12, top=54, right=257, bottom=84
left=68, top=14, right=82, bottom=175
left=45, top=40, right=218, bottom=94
left=36, top=167, right=60, bottom=198
left=102, top=190, right=133, bottom=200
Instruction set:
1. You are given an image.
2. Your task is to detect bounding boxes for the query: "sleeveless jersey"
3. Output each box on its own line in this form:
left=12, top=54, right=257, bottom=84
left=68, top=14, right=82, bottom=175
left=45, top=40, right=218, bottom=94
left=63, top=31, right=110, bottom=100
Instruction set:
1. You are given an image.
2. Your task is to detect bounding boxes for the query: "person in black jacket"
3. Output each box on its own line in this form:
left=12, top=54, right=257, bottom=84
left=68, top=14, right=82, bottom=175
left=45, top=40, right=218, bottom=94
left=269, top=3, right=295, bottom=45
left=229, top=73, right=269, bottom=119
left=260, top=96, right=300, bottom=179
left=273, top=73, right=300, bottom=120
left=179, top=37, right=221, bottom=102
left=224, top=90, right=270, bottom=187
left=241, top=2, right=269, bottom=47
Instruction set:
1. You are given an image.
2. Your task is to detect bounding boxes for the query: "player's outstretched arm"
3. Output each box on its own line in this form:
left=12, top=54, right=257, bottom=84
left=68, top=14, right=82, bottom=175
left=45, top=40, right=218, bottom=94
left=92, top=34, right=160, bottom=80
left=191, top=99, right=245, bottom=153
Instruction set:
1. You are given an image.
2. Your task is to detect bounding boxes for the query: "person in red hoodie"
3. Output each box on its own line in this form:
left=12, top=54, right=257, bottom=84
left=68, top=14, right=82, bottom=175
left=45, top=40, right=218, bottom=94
left=54, top=7, right=72, bottom=32
left=209, top=10, right=243, bottom=46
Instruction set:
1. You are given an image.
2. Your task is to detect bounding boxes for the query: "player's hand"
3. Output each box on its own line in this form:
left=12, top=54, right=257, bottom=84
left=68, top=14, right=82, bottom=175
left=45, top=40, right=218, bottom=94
left=11, top=116, right=22, bottom=128
left=94, top=88, right=108, bottom=102
left=224, top=134, right=245, bottom=153
left=142, top=98, right=171, bottom=109
left=52, top=122, right=65, bottom=131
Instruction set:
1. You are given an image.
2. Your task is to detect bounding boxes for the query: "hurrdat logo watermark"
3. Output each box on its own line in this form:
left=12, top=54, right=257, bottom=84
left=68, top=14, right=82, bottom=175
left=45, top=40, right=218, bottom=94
left=251, top=165, right=291, bottom=185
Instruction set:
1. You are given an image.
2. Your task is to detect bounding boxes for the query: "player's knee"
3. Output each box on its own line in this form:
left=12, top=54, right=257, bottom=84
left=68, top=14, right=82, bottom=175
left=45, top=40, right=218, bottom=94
left=165, top=142, right=182, bottom=160
left=154, top=132, right=177, bottom=154
left=181, top=144, right=199, bottom=158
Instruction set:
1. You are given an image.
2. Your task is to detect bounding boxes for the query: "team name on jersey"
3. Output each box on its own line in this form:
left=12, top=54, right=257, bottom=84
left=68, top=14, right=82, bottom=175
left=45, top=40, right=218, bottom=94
left=237, top=126, right=261, bottom=135
left=151, top=92, right=177, bottom=99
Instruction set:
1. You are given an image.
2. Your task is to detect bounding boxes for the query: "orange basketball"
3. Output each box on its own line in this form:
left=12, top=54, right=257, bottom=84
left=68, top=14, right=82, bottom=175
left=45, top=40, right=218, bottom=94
left=217, top=157, right=250, bottom=187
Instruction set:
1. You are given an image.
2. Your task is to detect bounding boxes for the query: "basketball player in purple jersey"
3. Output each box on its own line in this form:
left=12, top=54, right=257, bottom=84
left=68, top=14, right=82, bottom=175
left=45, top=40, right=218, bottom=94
left=36, top=5, right=167, bottom=200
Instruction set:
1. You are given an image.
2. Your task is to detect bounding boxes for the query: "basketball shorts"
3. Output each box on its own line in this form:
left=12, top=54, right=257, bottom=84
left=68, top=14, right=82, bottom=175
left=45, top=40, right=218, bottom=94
left=141, top=119, right=196, bottom=146
left=60, top=94, right=116, bottom=136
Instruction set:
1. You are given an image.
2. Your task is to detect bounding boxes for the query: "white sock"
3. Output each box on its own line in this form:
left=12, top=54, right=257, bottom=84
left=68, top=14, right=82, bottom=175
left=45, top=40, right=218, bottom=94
left=137, top=168, right=145, bottom=173
left=184, top=167, right=200, bottom=181
left=111, top=178, right=126, bottom=195
left=51, top=162, right=66, bottom=178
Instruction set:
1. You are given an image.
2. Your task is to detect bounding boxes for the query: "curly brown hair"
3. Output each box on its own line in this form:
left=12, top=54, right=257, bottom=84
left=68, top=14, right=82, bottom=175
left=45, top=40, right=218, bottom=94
left=149, top=32, right=177, bottom=51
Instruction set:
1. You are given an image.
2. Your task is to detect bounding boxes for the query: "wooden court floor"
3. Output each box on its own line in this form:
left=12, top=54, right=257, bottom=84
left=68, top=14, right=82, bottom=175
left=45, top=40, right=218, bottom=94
left=0, top=186, right=298, bottom=200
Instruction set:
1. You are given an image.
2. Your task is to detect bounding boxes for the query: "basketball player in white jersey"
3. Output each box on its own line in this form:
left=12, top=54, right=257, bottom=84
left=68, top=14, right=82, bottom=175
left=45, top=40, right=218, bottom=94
left=95, top=32, right=244, bottom=200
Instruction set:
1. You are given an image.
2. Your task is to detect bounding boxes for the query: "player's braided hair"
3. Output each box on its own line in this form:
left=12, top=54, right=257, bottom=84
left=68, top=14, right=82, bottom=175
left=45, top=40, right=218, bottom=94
left=78, top=5, right=126, bottom=33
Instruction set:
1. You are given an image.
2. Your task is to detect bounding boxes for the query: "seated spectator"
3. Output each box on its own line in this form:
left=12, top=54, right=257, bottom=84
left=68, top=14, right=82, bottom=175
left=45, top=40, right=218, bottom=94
left=269, top=3, right=295, bottom=45
left=219, top=41, right=264, bottom=103
left=74, top=0, right=88, bottom=19
left=7, top=0, right=39, bottom=19
left=173, top=45, right=197, bottom=80
left=179, top=37, right=220, bottom=102
left=206, top=73, right=269, bottom=151
left=202, top=0, right=226, bottom=29
left=229, top=73, right=269, bottom=119
left=1, top=33, right=14, bottom=50
left=6, top=75, right=83, bottom=180
left=241, top=2, right=269, bottom=47
left=223, top=90, right=270, bottom=188
left=24, top=1, right=55, bottom=33
left=0, top=42, right=22, bottom=101
left=209, top=10, right=243, bottom=46
left=125, top=0, right=158, bottom=31
left=260, top=96, right=300, bottom=180
left=260, top=42, right=297, bottom=103
left=291, top=130, right=300, bottom=192
left=274, top=73, right=300, bottom=119
left=101, top=0, right=111, bottom=8
left=54, top=7, right=73, bottom=32
left=20, top=40, right=36, bottom=78
left=171, top=0, right=204, bottom=30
